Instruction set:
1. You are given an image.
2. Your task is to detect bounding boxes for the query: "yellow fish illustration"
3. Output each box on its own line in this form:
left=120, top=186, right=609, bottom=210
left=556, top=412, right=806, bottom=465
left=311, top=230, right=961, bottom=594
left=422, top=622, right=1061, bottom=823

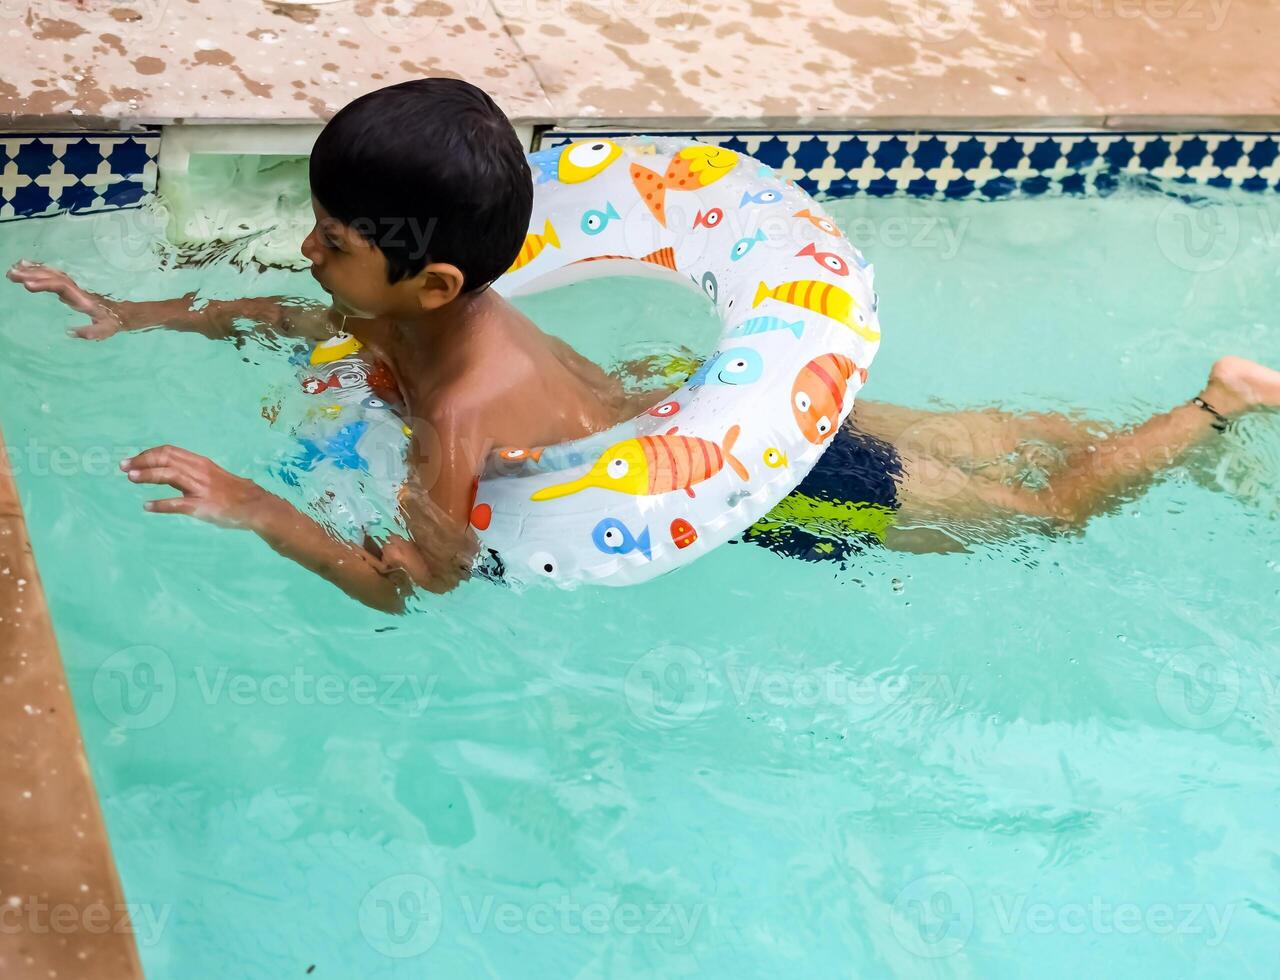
left=631, top=145, right=739, bottom=227
left=753, top=279, right=881, bottom=342
left=559, top=140, right=624, bottom=183
left=508, top=219, right=560, bottom=273
left=310, top=333, right=362, bottom=365
left=531, top=426, right=748, bottom=501
left=762, top=447, right=788, bottom=468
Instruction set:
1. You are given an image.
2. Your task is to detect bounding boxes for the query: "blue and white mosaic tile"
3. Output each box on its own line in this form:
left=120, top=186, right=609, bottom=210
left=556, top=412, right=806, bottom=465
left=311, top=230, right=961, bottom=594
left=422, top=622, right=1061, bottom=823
left=0, top=131, right=160, bottom=222
left=542, top=131, right=1280, bottom=201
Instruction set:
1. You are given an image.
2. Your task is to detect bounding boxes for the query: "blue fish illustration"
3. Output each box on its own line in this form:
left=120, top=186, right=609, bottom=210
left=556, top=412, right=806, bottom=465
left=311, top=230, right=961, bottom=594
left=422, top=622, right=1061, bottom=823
left=527, top=145, right=565, bottom=184
left=581, top=202, right=620, bottom=236
left=592, top=518, right=653, bottom=561
left=689, top=347, right=765, bottom=387
left=740, top=188, right=782, bottom=207
left=730, top=316, right=805, bottom=339
left=730, top=229, right=767, bottom=262
left=696, top=270, right=719, bottom=304
left=291, top=420, right=370, bottom=472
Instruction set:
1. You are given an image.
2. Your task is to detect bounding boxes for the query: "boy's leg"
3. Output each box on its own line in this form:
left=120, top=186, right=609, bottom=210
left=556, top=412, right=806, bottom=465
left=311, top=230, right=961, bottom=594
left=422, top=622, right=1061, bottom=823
left=853, top=400, right=1114, bottom=463
left=886, top=356, right=1280, bottom=549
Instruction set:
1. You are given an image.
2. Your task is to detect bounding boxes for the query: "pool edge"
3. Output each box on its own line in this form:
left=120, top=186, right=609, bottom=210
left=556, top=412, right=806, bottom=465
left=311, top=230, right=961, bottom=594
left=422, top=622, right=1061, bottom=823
left=0, top=426, right=144, bottom=980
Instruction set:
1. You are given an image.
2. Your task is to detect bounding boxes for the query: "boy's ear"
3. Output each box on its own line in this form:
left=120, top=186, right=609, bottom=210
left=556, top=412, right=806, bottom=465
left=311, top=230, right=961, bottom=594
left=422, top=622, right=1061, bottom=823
left=415, top=263, right=466, bottom=311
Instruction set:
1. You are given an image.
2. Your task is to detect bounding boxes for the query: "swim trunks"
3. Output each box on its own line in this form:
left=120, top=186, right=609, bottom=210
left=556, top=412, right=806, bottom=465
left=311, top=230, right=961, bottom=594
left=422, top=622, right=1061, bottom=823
left=742, top=426, right=903, bottom=562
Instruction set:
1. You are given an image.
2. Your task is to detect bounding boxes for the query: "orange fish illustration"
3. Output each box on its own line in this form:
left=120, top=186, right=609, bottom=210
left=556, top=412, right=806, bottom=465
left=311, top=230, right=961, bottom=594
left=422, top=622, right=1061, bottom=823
left=754, top=279, right=880, bottom=342
left=794, top=208, right=840, bottom=236
left=573, top=246, right=678, bottom=271
left=631, top=145, right=739, bottom=228
left=499, top=447, right=544, bottom=463
left=530, top=425, right=749, bottom=501
left=792, top=353, right=864, bottom=445
left=508, top=219, right=560, bottom=273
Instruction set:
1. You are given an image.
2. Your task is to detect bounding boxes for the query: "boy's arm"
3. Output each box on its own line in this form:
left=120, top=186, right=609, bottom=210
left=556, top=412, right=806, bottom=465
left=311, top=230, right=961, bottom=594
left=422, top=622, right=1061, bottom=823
left=7, top=260, right=336, bottom=342
left=120, top=411, right=490, bottom=611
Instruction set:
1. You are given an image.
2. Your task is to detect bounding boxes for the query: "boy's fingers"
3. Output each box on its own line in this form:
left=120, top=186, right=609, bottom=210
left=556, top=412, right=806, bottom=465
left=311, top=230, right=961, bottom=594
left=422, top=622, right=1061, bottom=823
left=127, top=465, right=196, bottom=491
left=122, top=445, right=199, bottom=470
left=143, top=497, right=198, bottom=516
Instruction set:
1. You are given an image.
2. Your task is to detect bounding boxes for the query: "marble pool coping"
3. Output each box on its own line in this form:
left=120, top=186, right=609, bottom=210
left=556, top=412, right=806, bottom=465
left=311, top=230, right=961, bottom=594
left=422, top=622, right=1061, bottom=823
left=0, top=428, right=144, bottom=979
left=3, top=0, right=1280, bottom=132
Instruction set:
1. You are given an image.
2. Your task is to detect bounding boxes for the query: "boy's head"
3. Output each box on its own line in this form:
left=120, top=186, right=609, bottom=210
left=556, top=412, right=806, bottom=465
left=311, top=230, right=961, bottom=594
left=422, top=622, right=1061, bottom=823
left=305, top=77, right=532, bottom=318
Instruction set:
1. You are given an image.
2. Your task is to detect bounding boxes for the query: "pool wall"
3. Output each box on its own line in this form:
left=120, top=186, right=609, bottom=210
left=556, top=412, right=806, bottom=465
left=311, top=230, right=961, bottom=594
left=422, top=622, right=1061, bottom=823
left=0, top=436, right=144, bottom=979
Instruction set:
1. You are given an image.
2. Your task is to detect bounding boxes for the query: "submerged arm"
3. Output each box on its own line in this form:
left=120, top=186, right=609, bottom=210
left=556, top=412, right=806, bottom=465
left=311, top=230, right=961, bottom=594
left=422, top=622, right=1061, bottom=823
left=7, top=260, right=335, bottom=342
left=121, top=410, right=488, bottom=612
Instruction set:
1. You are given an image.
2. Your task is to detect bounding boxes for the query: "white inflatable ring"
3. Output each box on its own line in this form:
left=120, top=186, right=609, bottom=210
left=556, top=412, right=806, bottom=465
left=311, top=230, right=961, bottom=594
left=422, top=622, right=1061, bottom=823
left=468, top=135, right=882, bottom=588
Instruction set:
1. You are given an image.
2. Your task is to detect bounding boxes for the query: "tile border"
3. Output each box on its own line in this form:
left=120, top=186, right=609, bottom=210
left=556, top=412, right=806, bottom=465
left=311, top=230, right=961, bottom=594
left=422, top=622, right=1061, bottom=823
left=2, top=128, right=1278, bottom=224
left=0, top=131, right=160, bottom=222
left=541, top=130, right=1280, bottom=200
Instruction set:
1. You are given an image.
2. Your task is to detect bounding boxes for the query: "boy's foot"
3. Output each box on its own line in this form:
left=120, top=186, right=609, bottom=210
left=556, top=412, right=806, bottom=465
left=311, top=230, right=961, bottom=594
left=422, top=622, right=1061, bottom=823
left=1202, top=356, right=1280, bottom=415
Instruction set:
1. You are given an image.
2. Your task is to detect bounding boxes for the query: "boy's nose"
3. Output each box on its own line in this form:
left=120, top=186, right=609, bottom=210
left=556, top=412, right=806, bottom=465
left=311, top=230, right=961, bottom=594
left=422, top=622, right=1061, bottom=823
left=300, top=232, right=322, bottom=266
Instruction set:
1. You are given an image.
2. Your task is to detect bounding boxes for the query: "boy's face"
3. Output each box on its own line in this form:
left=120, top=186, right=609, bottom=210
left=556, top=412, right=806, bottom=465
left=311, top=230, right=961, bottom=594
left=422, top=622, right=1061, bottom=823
left=301, top=199, right=463, bottom=320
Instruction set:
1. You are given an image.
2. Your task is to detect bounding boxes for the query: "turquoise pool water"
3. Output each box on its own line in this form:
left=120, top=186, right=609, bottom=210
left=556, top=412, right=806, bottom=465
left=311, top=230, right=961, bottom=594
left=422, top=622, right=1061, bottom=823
left=1, top=182, right=1278, bottom=978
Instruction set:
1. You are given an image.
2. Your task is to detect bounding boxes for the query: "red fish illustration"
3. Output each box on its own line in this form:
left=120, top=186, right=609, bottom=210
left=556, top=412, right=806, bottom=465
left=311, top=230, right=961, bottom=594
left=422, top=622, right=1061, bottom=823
left=797, top=242, right=849, bottom=277
left=670, top=518, right=698, bottom=549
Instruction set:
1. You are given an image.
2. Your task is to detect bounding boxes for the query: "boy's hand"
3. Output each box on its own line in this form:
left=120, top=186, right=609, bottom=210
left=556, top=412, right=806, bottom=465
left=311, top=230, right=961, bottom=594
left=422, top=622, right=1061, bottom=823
left=121, top=445, right=270, bottom=530
left=7, top=260, right=125, bottom=339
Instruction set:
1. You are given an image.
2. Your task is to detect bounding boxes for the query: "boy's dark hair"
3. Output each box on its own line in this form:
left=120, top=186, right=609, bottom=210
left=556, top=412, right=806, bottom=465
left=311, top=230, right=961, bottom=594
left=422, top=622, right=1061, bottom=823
left=310, top=78, right=532, bottom=294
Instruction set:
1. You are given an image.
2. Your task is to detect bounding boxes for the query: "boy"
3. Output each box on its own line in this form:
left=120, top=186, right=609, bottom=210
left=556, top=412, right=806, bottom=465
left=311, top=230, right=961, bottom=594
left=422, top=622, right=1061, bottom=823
left=8, top=79, right=1280, bottom=611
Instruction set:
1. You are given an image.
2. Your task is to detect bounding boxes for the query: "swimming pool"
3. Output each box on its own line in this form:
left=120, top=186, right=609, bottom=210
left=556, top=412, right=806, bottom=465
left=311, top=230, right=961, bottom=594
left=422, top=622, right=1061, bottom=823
left=1, top=179, right=1277, bottom=977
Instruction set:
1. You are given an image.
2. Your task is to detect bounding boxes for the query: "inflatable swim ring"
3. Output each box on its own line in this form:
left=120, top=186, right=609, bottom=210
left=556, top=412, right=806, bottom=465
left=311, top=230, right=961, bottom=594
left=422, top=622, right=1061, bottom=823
left=284, top=135, right=882, bottom=588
